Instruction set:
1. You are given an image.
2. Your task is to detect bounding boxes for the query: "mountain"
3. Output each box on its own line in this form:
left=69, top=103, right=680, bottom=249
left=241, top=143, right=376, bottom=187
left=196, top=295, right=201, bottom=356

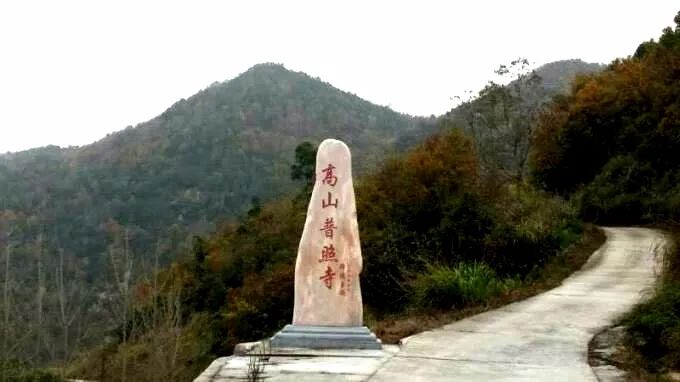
left=533, top=59, right=604, bottom=93
left=0, top=61, right=602, bottom=275
left=0, top=63, right=434, bottom=274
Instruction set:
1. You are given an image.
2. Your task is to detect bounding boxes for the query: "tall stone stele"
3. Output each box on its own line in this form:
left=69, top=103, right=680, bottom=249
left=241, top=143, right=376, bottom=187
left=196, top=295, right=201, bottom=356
left=270, top=139, right=381, bottom=349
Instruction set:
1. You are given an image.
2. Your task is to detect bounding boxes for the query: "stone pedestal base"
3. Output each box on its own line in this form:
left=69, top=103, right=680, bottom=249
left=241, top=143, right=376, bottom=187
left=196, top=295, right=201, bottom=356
left=270, top=325, right=382, bottom=350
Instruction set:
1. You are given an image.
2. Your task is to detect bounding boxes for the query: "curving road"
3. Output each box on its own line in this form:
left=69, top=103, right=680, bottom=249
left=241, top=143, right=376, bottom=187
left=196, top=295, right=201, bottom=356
left=367, top=227, right=667, bottom=381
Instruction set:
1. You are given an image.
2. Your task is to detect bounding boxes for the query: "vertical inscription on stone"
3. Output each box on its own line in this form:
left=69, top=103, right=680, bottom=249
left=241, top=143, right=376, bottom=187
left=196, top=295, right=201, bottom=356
left=292, top=139, right=363, bottom=326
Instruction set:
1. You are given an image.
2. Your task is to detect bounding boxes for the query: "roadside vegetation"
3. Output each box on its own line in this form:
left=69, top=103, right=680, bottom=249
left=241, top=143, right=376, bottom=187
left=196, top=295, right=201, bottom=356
left=621, top=230, right=680, bottom=378
left=531, top=11, right=680, bottom=379
left=531, top=12, right=680, bottom=225
left=373, top=224, right=603, bottom=343
left=0, top=360, right=62, bottom=382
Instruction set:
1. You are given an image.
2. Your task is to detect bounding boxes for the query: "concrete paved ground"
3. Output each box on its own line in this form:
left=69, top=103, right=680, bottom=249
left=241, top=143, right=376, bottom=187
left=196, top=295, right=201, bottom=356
left=369, top=227, right=667, bottom=381
left=194, top=346, right=400, bottom=381
left=194, top=227, right=668, bottom=381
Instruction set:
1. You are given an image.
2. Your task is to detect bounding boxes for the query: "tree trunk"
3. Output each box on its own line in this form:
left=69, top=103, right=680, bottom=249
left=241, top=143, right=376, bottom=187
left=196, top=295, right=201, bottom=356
left=2, top=238, right=12, bottom=372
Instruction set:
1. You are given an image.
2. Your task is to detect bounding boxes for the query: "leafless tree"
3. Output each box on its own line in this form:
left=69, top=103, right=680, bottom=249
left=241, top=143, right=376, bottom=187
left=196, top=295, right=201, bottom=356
left=133, top=242, right=184, bottom=382
left=55, top=248, right=85, bottom=377
left=34, top=232, right=46, bottom=361
left=451, top=58, right=544, bottom=183
left=1, top=224, right=14, bottom=374
left=106, top=227, right=134, bottom=382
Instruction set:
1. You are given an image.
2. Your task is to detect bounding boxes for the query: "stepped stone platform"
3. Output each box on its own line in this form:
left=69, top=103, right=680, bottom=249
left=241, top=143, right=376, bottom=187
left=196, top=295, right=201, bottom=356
left=270, top=325, right=382, bottom=350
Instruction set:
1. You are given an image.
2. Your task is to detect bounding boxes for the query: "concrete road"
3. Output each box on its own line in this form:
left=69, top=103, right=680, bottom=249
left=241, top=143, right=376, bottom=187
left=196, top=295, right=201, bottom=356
left=368, top=227, right=667, bottom=381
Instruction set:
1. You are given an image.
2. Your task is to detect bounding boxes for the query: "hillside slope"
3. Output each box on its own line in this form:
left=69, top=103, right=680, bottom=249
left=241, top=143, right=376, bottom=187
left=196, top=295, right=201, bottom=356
left=534, top=59, right=603, bottom=93
left=0, top=63, right=432, bottom=272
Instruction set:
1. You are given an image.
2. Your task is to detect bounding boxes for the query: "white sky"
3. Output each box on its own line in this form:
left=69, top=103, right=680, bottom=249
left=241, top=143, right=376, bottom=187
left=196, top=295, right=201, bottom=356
left=0, top=1, right=677, bottom=153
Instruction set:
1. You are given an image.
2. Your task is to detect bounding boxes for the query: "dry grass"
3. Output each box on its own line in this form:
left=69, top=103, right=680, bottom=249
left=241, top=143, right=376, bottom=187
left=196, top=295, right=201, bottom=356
left=369, top=224, right=606, bottom=344
left=614, top=226, right=680, bottom=381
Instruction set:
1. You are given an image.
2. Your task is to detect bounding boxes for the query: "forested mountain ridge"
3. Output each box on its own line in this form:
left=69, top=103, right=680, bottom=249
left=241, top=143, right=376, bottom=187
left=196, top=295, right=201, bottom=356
left=0, top=60, right=601, bottom=272
left=0, top=63, right=433, bottom=272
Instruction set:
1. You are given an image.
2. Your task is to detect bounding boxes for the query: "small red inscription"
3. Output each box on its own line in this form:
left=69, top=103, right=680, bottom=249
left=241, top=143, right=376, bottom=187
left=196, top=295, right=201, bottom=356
left=346, top=265, right=351, bottom=294
left=339, top=263, right=346, bottom=296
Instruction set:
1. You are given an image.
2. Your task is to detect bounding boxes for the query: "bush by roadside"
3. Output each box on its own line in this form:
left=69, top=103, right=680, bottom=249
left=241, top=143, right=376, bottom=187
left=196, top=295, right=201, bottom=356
left=410, top=262, right=519, bottom=309
left=622, top=229, right=680, bottom=377
left=0, top=360, right=63, bottom=382
left=371, top=224, right=605, bottom=343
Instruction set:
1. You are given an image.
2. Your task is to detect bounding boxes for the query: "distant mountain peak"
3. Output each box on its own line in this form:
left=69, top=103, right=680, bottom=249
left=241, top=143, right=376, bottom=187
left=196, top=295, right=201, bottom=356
left=234, top=62, right=301, bottom=82
left=534, top=59, right=604, bottom=92
left=245, top=62, right=288, bottom=72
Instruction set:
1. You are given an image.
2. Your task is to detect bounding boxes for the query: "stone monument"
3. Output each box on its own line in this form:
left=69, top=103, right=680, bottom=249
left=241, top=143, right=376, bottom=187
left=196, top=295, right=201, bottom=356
left=270, top=139, right=381, bottom=349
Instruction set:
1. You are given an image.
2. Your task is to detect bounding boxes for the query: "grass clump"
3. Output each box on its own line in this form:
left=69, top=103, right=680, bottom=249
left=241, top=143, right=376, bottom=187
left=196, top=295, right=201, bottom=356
left=0, top=360, right=63, bottom=382
left=625, top=284, right=680, bottom=371
left=623, top=230, right=680, bottom=373
left=411, top=262, right=519, bottom=309
left=370, top=225, right=604, bottom=344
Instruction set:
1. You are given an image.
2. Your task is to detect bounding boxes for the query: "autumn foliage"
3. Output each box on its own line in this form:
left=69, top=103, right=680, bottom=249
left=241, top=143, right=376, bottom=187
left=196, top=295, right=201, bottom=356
left=531, top=13, right=680, bottom=223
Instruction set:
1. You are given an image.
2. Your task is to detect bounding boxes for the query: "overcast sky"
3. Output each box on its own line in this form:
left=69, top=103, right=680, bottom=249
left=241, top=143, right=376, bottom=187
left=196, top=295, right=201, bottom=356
left=0, top=1, right=677, bottom=153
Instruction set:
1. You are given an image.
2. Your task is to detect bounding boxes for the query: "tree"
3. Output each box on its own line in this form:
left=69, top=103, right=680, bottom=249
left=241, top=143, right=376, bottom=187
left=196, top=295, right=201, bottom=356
left=32, top=231, right=47, bottom=363
left=0, top=210, right=17, bottom=378
left=1, top=228, right=13, bottom=377
left=531, top=11, right=680, bottom=223
left=55, top=248, right=85, bottom=378
left=290, top=141, right=316, bottom=185
left=451, top=58, right=544, bottom=182
left=290, top=141, right=318, bottom=203
left=103, top=223, right=134, bottom=382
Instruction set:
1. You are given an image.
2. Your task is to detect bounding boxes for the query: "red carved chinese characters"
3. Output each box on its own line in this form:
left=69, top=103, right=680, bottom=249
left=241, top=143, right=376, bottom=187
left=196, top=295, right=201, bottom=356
left=318, top=162, right=343, bottom=292
left=321, top=163, right=338, bottom=186
left=319, top=266, right=336, bottom=289
left=319, top=244, right=338, bottom=262
left=322, top=191, right=338, bottom=209
left=319, top=217, right=337, bottom=239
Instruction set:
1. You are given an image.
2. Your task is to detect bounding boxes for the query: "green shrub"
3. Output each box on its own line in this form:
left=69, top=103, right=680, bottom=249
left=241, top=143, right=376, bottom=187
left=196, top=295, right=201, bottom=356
left=624, top=283, right=680, bottom=371
left=219, top=263, right=294, bottom=353
left=358, top=132, right=579, bottom=312
left=0, top=360, right=62, bottom=382
left=357, top=130, right=489, bottom=311
left=410, top=263, right=518, bottom=309
left=578, top=156, right=655, bottom=224
left=483, top=184, right=581, bottom=276
left=624, top=231, right=680, bottom=371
